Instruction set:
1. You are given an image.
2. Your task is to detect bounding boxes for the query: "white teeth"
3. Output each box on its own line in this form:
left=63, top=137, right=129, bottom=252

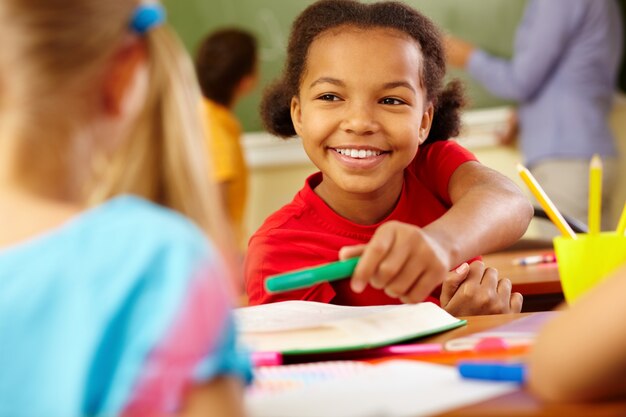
left=335, top=148, right=382, bottom=158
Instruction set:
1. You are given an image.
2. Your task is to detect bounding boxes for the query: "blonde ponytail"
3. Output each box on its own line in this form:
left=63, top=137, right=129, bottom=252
left=86, top=24, right=241, bottom=289
left=87, top=26, right=221, bottom=235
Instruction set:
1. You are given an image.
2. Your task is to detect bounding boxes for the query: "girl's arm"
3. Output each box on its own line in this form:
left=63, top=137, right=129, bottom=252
left=181, top=376, right=246, bottom=417
left=528, top=264, right=626, bottom=402
left=342, top=161, right=532, bottom=303
left=424, top=161, right=533, bottom=269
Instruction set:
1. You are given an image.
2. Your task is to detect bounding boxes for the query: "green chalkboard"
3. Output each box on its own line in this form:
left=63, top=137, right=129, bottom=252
left=162, top=0, right=528, bottom=131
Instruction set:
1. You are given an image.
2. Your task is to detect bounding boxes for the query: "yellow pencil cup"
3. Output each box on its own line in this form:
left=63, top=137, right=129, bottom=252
left=553, top=232, right=626, bottom=304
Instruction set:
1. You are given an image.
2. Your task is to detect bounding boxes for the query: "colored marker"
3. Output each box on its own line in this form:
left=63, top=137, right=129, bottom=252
left=251, top=351, right=283, bottom=367
left=253, top=343, right=444, bottom=365
left=265, top=257, right=360, bottom=293
left=381, top=343, right=443, bottom=355
left=512, top=253, right=556, bottom=266
left=472, top=337, right=508, bottom=352
left=458, top=361, right=526, bottom=384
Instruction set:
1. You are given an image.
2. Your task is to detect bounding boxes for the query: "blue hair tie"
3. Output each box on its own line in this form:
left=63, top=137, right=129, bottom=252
left=130, top=4, right=166, bottom=34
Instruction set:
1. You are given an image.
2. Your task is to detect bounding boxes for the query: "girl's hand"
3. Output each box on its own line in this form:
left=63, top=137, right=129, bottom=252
left=338, top=221, right=450, bottom=303
left=440, top=261, right=523, bottom=316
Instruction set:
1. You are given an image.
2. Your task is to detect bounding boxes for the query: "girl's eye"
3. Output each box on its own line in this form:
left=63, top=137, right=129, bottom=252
left=317, top=94, right=340, bottom=101
left=380, top=97, right=405, bottom=105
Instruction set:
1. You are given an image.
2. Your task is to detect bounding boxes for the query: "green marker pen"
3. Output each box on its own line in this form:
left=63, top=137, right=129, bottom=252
left=265, top=257, right=360, bottom=293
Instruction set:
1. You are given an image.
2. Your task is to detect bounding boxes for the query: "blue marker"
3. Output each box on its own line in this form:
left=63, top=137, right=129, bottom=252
left=458, top=361, right=526, bottom=384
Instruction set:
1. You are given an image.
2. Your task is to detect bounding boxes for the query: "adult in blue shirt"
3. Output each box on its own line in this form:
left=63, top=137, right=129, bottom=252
left=446, top=0, right=623, bottom=235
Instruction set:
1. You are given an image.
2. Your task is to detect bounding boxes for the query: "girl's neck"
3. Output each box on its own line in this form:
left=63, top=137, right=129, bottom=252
left=314, top=174, right=404, bottom=225
left=0, top=185, right=82, bottom=248
left=0, top=125, right=91, bottom=248
left=0, top=126, right=90, bottom=204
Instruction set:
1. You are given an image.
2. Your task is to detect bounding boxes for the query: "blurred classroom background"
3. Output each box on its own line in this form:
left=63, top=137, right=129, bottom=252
left=163, top=0, right=626, bottom=241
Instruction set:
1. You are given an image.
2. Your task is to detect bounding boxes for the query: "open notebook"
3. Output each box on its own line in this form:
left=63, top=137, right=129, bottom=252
left=235, top=300, right=465, bottom=355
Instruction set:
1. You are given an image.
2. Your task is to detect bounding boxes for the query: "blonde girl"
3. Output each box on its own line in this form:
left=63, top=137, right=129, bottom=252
left=0, top=1, right=248, bottom=416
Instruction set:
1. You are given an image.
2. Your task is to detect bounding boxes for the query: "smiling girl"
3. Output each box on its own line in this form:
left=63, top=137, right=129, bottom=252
left=245, top=0, right=533, bottom=314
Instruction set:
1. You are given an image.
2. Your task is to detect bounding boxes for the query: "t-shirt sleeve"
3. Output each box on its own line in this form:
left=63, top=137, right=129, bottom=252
left=121, top=228, right=251, bottom=416
left=412, top=141, right=477, bottom=205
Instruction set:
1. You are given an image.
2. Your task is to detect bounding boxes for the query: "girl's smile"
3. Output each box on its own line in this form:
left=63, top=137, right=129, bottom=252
left=329, top=145, right=390, bottom=171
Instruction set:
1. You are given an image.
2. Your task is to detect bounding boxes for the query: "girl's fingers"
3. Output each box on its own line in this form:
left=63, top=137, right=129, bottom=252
left=496, top=275, right=513, bottom=295
left=440, top=263, right=469, bottom=306
left=338, top=244, right=367, bottom=260
left=370, top=239, right=413, bottom=292
left=401, top=261, right=447, bottom=304
left=496, top=276, right=513, bottom=309
left=496, top=277, right=522, bottom=313
left=510, top=292, right=524, bottom=313
left=350, top=226, right=396, bottom=293
left=480, top=266, right=499, bottom=288
left=465, top=261, right=485, bottom=285
left=477, top=268, right=503, bottom=313
left=382, top=250, right=424, bottom=298
left=457, top=261, right=484, bottom=299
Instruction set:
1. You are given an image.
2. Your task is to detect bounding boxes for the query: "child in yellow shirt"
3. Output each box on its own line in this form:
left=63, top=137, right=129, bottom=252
left=196, top=28, right=259, bottom=248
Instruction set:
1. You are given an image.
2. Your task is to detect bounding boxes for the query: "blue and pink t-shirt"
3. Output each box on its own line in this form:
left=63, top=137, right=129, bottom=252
left=0, top=196, right=250, bottom=417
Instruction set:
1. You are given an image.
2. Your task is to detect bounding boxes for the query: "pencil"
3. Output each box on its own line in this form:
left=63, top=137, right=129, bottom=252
left=588, top=154, right=602, bottom=234
left=517, top=164, right=577, bottom=239
left=617, top=202, right=626, bottom=236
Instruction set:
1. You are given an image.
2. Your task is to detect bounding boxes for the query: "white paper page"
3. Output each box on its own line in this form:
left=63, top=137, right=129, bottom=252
left=246, top=360, right=518, bottom=417
left=237, top=302, right=462, bottom=352
left=235, top=300, right=400, bottom=332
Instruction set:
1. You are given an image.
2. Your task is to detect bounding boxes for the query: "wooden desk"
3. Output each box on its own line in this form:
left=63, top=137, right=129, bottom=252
left=483, top=249, right=563, bottom=312
left=412, top=314, right=626, bottom=416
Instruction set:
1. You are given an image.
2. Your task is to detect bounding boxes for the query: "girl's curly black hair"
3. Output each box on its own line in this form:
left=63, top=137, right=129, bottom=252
left=260, top=0, right=464, bottom=143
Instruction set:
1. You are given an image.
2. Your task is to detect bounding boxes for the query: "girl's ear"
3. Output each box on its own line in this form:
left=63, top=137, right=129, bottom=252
left=418, top=102, right=434, bottom=144
left=290, top=95, right=303, bottom=136
left=101, top=38, right=148, bottom=116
